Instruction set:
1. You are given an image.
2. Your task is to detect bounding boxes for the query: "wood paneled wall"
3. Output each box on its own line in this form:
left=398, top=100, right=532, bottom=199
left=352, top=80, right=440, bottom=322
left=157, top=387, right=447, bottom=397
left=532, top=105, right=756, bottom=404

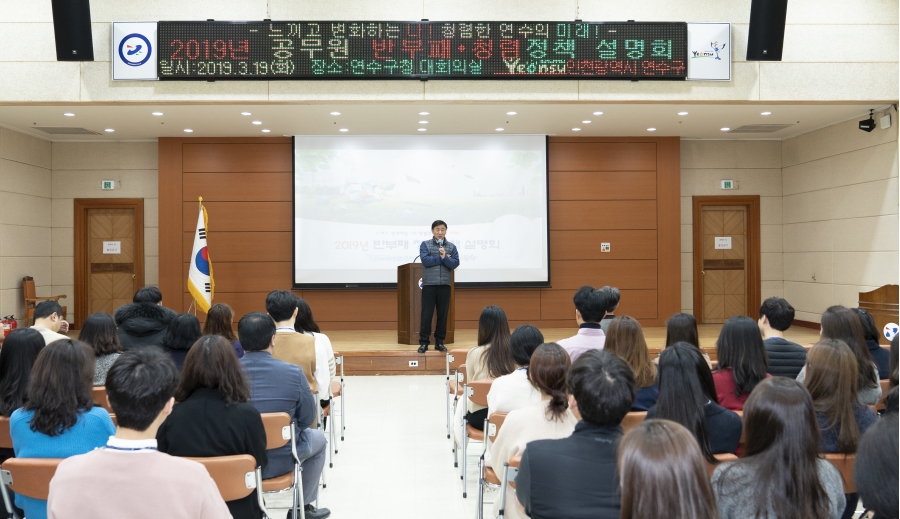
left=159, top=137, right=680, bottom=330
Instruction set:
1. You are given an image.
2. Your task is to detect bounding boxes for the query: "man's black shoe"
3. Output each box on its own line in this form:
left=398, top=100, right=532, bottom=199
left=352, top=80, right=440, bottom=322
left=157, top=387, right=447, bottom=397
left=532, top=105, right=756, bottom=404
left=418, top=343, right=429, bottom=353
left=435, top=344, right=447, bottom=352
left=287, top=505, right=331, bottom=519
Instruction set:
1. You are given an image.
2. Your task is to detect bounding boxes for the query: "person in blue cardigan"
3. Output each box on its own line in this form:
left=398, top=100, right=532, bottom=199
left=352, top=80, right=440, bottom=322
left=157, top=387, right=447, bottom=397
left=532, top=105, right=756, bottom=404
left=10, top=339, right=115, bottom=519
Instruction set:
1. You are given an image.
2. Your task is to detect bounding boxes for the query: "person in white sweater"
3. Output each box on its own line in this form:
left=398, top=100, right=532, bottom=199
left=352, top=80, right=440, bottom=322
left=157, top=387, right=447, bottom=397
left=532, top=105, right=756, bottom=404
left=295, top=298, right=336, bottom=408
left=487, top=325, right=545, bottom=417
left=487, top=343, right=578, bottom=519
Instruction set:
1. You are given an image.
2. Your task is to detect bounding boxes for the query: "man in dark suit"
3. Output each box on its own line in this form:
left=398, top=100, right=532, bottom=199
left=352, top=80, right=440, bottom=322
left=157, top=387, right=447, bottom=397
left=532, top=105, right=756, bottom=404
left=516, top=349, right=636, bottom=519
left=239, top=312, right=330, bottom=519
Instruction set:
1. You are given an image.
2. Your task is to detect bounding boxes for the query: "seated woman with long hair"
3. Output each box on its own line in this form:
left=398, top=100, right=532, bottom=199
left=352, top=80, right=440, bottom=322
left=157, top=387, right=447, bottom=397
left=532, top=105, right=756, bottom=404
left=203, top=303, right=244, bottom=359
left=0, top=328, right=45, bottom=462
left=78, top=312, right=123, bottom=385
left=454, top=306, right=517, bottom=443
left=157, top=335, right=267, bottom=519
left=711, top=377, right=846, bottom=519
left=798, top=306, right=882, bottom=405
left=294, top=297, right=336, bottom=419
left=713, top=315, right=770, bottom=410
left=161, top=313, right=202, bottom=371
left=618, top=419, right=720, bottom=519
left=647, top=342, right=742, bottom=460
left=487, top=324, right=544, bottom=416
left=487, top=343, right=577, bottom=519
left=663, top=312, right=712, bottom=368
left=605, top=316, right=658, bottom=411
left=10, top=339, right=115, bottom=519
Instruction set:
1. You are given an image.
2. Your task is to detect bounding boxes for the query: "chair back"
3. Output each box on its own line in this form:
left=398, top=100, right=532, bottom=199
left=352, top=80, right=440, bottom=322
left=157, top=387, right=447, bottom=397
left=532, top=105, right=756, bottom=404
left=824, top=453, right=856, bottom=494
left=621, top=411, right=647, bottom=433
left=331, top=380, right=342, bottom=398
left=487, top=412, right=507, bottom=443
left=508, top=455, right=522, bottom=489
left=458, top=364, right=468, bottom=385
left=260, top=412, right=292, bottom=450
left=0, top=417, right=11, bottom=450
left=448, top=349, right=467, bottom=370
left=186, top=455, right=257, bottom=501
left=22, top=277, right=36, bottom=301
left=92, top=387, right=113, bottom=413
left=878, top=379, right=890, bottom=410
left=1, top=458, right=62, bottom=500
left=705, top=453, right=739, bottom=478
left=466, top=380, right=492, bottom=407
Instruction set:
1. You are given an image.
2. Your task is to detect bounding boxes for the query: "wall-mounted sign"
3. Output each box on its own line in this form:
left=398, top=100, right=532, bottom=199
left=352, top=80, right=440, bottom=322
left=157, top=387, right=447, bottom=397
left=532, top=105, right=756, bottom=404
left=103, top=241, right=122, bottom=254
left=686, top=22, right=730, bottom=81
left=714, top=237, right=732, bottom=250
left=157, top=21, right=688, bottom=80
left=112, top=22, right=159, bottom=80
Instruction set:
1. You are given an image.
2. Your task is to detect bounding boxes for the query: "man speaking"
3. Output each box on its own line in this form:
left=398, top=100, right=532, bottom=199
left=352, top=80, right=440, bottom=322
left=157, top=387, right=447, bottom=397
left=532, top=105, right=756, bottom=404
left=418, top=220, right=460, bottom=353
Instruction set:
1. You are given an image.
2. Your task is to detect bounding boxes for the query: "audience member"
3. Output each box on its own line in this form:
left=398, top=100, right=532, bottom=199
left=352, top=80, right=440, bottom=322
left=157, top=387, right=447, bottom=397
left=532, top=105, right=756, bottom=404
left=486, top=325, right=544, bottom=417
left=294, top=297, right=336, bottom=419
left=10, top=339, right=115, bottom=519
left=239, top=312, right=329, bottom=519
left=456, top=306, right=515, bottom=439
left=884, top=386, right=899, bottom=414
left=157, top=336, right=267, bottom=519
left=487, top=343, right=576, bottom=519
left=618, top=419, right=720, bottom=519
left=890, top=335, right=898, bottom=391
left=266, top=290, right=318, bottom=395
left=598, top=286, right=620, bottom=333
left=78, top=313, right=122, bottom=385
left=0, top=328, right=44, bottom=466
left=663, top=312, right=712, bottom=368
left=713, top=316, right=770, bottom=410
left=605, top=316, right=658, bottom=411
left=160, top=313, right=202, bottom=371
left=798, top=306, right=881, bottom=405
left=854, top=413, right=899, bottom=519
left=852, top=308, right=890, bottom=379
left=516, top=350, right=635, bottom=519
left=114, top=286, right=176, bottom=350
left=46, top=347, right=231, bottom=519
left=203, top=303, right=244, bottom=358
left=557, top=286, right=609, bottom=361
left=648, top=342, right=741, bottom=461
left=29, top=300, right=68, bottom=344
left=711, top=377, right=845, bottom=519
left=758, top=297, right=807, bottom=378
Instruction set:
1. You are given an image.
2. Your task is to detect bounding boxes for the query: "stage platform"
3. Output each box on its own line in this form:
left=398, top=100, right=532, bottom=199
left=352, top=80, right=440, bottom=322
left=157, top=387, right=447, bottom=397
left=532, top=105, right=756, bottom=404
left=331, top=325, right=823, bottom=375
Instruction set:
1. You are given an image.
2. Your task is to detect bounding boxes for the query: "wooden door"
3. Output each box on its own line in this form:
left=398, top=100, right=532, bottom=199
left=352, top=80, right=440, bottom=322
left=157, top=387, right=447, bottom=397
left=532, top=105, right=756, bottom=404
left=75, top=199, right=144, bottom=328
left=692, top=196, right=761, bottom=324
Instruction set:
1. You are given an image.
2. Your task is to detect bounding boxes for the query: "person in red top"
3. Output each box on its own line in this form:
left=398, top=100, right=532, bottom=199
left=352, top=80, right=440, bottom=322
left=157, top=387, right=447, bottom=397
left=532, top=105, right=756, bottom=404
left=712, top=316, right=771, bottom=410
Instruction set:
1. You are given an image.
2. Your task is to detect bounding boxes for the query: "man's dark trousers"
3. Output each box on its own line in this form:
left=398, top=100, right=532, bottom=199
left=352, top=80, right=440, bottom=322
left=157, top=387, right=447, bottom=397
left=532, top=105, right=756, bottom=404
left=420, top=285, right=451, bottom=345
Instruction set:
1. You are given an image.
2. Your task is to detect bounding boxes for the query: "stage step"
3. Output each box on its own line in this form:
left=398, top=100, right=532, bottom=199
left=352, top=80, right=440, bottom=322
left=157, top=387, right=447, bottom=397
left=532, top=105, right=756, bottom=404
left=343, top=350, right=447, bottom=376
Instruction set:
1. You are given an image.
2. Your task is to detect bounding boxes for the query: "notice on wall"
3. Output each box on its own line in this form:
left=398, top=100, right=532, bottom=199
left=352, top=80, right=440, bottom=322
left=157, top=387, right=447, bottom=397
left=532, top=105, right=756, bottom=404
left=714, top=237, right=732, bottom=250
left=103, top=241, right=122, bottom=254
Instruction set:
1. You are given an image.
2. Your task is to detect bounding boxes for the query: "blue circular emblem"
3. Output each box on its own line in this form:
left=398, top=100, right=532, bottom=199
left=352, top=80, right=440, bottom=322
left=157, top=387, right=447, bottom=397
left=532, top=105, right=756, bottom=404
left=118, top=33, right=152, bottom=67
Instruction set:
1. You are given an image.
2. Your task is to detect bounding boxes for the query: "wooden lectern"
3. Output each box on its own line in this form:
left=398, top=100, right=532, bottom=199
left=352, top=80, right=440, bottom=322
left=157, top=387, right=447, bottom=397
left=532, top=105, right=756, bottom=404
left=859, top=285, right=899, bottom=345
left=397, top=263, right=455, bottom=345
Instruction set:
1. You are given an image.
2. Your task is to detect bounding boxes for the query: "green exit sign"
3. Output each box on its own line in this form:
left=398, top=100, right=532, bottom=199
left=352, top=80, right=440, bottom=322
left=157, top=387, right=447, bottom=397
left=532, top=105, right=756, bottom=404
left=101, top=180, right=115, bottom=190
left=721, top=180, right=734, bottom=190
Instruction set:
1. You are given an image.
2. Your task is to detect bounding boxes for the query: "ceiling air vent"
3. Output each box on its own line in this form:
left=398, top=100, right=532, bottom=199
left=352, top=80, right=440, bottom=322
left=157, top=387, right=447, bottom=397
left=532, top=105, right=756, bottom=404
left=727, top=124, right=793, bottom=134
left=32, top=127, right=101, bottom=135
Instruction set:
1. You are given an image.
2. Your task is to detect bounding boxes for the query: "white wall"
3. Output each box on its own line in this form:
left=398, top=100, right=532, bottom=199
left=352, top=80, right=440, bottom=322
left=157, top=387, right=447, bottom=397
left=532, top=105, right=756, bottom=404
left=0, top=0, right=895, bottom=103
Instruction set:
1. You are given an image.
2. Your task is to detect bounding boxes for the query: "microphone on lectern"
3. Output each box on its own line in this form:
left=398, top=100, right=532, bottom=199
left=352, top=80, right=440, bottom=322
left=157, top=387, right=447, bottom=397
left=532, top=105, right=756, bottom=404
left=413, top=255, right=420, bottom=263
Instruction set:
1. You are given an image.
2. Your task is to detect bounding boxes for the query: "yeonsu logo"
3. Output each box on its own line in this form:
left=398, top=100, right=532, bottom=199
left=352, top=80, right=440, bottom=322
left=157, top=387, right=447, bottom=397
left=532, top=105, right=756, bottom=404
left=692, top=41, right=726, bottom=60
left=118, top=33, right=152, bottom=66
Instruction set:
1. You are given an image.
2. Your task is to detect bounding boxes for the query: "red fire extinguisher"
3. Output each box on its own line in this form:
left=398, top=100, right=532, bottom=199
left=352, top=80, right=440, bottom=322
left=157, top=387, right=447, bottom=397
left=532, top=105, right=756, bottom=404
left=1, top=316, right=13, bottom=338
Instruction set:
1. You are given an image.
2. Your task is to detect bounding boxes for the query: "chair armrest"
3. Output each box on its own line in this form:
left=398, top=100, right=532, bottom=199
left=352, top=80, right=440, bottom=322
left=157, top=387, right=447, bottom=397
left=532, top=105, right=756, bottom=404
left=508, top=455, right=522, bottom=469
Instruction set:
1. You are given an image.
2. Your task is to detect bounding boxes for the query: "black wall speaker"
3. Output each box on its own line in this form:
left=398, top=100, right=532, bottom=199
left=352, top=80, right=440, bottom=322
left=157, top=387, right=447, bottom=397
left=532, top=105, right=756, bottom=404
left=746, top=0, right=788, bottom=61
left=51, top=0, right=94, bottom=61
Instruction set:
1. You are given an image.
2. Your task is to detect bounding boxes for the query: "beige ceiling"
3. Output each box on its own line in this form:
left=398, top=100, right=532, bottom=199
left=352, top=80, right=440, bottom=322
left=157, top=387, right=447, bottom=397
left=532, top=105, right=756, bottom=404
left=0, top=102, right=886, bottom=141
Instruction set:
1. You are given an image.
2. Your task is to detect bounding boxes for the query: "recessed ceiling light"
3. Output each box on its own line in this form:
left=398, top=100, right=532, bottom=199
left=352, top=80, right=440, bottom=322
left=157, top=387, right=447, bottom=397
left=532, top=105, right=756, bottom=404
left=506, top=111, right=517, bottom=115
left=63, top=113, right=74, bottom=117
left=152, top=112, right=163, bottom=116
left=261, top=129, right=271, bottom=133
left=330, top=112, right=341, bottom=115
left=572, top=128, right=581, bottom=131
left=495, top=128, right=505, bottom=131
left=240, top=112, right=251, bottom=116
left=184, top=129, right=193, bottom=133
left=339, top=128, right=349, bottom=132
left=647, top=128, right=657, bottom=132
left=252, top=121, right=262, bottom=125
left=419, top=111, right=430, bottom=115
left=582, top=120, right=591, bottom=124
left=418, top=121, right=428, bottom=124
left=592, top=111, right=603, bottom=115
left=104, top=129, right=114, bottom=132
left=418, top=128, right=427, bottom=132
left=761, top=111, right=772, bottom=115
left=678, top=111, right=689, bottom=115
left=720, top=127, right=730, bottom=132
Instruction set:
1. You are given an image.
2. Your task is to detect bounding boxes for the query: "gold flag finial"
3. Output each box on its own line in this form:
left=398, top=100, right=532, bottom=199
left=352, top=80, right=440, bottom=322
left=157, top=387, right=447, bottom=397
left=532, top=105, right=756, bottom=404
left=198, top=196, right=203, bottom=204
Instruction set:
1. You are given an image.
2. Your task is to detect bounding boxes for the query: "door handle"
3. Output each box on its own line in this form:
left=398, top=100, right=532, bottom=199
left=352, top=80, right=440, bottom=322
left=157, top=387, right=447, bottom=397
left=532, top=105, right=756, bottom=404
left=132, top=274, right=136, bottom=279
left=701, top=271, right=705, bottom=275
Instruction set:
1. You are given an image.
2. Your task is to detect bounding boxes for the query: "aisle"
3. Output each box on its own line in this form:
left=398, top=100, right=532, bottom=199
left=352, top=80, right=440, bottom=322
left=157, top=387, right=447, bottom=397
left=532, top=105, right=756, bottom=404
left=265, top=375, right=486, bottom=519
